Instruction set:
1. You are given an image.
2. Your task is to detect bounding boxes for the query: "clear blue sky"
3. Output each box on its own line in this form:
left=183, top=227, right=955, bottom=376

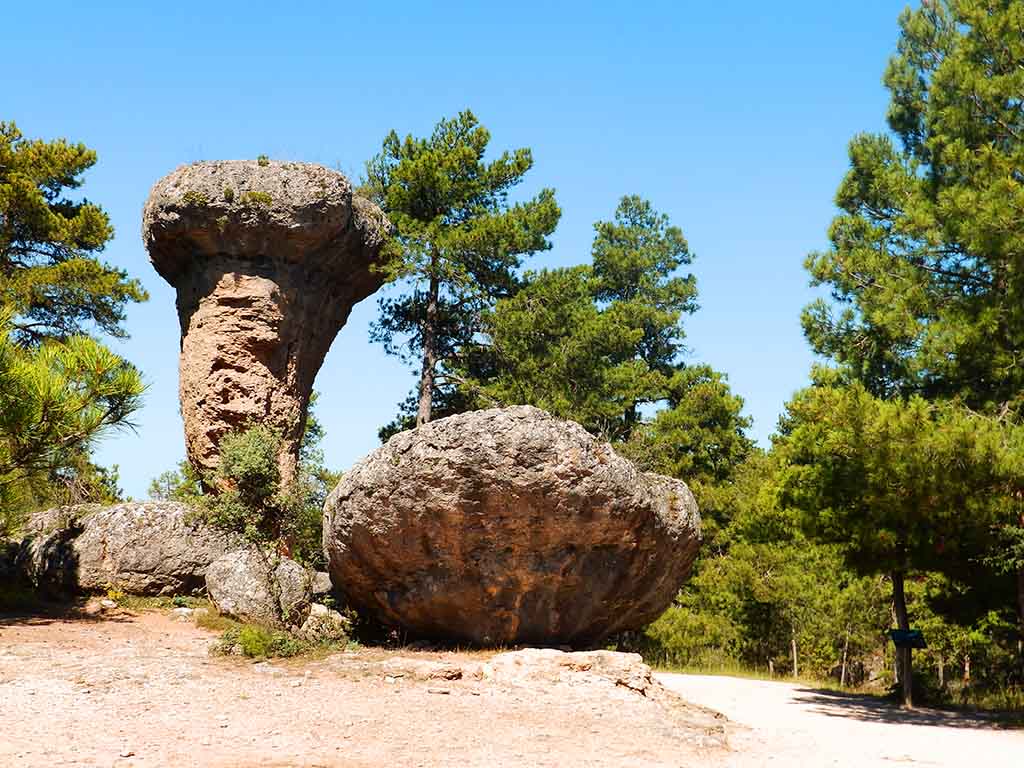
left=5, top=1, right=909, bottom=498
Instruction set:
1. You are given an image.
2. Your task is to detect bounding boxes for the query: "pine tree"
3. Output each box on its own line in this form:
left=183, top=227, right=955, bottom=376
left=363, top=111, right=560, bottom=427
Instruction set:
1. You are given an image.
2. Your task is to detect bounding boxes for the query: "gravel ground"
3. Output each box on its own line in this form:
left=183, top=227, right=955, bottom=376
left=658, top=673, right=1024, bottom=768
left=0, top=608, right=724, bottom=767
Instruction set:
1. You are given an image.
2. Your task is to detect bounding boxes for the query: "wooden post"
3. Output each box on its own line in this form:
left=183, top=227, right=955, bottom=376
left=840, top=629, right=850, bottom=688
left=892, top=570, right=913, bottom=708
left=791, top=628, right=799, bottom=679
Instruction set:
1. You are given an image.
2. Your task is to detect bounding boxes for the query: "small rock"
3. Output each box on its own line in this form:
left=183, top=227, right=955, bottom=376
left=427, top=687, right=450, bottom=695
left=119, top=749, right=135, bottom=758
left=100, top=599, right=118, bottom=609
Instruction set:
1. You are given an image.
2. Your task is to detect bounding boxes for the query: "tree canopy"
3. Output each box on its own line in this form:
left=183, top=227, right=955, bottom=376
left=0, top=121, right=146, bottom=345
left=0, top=122, right=145, bottom=533
left=363, top=110, right=560, bottom=426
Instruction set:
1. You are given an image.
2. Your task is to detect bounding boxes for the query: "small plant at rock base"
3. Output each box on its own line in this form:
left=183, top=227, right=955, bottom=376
left=215, top=215, right=229, bottom=234
left=181, top=189, right=210, bottom=206
left=214, top=623, right=309, bottom=659
left=223, top=186, right=235, bottom=202
left=257, top=154, right=270, bottom=167
left=240, top=190, right=273, bottom=207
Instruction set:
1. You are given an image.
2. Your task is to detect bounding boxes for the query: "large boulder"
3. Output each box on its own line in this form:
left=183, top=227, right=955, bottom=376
left=143, top=160, right=391, bottom=486
left=205, top=548, right=313, bottom=629
left=14, top=501, right=239, bottom=595
left=323, top=406, right=701, bottom=646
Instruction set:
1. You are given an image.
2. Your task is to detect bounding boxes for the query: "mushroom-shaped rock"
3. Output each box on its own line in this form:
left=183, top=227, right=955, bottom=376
left=143, top=160, right=390, bottom=483
left=323, top=406, right=702, bottom=646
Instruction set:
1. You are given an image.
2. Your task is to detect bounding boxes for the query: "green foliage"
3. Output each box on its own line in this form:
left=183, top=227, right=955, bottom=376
left=152, top=395, right=337, bottom=567
left=214, top=622, right=308, bottom=659
left=222, top=186, right=235, bottom=202
left=776, top=381, right=1022, bottom=578
left=181, top=189, right=209, bottom=207
left=0, top=121, right=147, bottom=345
left=0, top=311, right=143, bottom=536
left=0, top=122, right=145, bottom=534
left=803, top=1, right=1024, bottom=414
left=364, top=110, right=560, bottom=425
left=256, top=154, right=269, bottom=167
left=464, top=195, right=704, bottom=443
left=185, top=423, right=285, bottom=542
left=148, top=460, right=203, bottom=503
left=240, top=190, right=272, bottom=207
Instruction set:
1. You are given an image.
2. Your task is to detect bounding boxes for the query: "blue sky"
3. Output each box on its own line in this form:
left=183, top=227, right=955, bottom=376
left=5, top=1, right=908, bottom=498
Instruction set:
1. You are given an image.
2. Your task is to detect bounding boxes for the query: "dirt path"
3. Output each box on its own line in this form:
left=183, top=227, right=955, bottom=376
left=658, top=673, right=1023, bottom=767
left=0, top=609, right=722, bottom=767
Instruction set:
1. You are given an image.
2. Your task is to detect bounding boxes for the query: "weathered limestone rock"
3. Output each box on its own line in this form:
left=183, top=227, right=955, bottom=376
left=205, top=548, right=312, bottom=629
left=324, top=406, right=701, bottom=645
left=142, top=160, right=391, bottom=484
left=14, top=502, right=239, bottom=595
left=297, top=602, right=351, bottom=644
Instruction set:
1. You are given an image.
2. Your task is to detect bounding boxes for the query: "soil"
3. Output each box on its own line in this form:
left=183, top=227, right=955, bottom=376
left=0, top=606, right=723, bottom=767
left=3, top=605, right=1020, bottom=767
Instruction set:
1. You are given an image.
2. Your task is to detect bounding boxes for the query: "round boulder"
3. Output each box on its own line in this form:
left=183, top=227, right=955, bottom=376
left=323, top=406, right=701, bottom=646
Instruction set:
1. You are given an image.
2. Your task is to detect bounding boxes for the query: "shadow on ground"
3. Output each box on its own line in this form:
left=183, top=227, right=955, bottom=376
left=794, top=687, right=1020, bottom=730
left=0, top=596, right=134, bottom=627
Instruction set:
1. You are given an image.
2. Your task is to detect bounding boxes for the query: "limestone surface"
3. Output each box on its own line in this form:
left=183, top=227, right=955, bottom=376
left=323, top=406, right=701, bottom=645
left=205, top=548, right=313, bottom=629
left=13, top=501, right=239, bottom=595
left=142, top=160, right=391, bottom=484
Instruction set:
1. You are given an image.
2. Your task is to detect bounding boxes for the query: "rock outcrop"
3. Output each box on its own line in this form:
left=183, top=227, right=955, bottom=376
left=323, top=406, right=701, bottom=645
left=205, top=548, right=313, bottom=629
left=142, top=160, right=391, bottom=484
left=14, top=502, right=238, bottom=595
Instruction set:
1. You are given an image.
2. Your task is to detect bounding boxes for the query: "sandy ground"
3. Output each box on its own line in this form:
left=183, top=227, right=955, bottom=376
left=0, top=608, right=722, bottom=767
left=2, top=607, right=1020, bottom=767
left=658, top=673, right=1024, bottom=768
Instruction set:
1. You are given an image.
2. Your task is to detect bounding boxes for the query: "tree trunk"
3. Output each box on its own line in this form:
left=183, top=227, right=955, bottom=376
left=937, top=652, right=944, bottom=690
left=768, top=659, right=774, bottom=679
left=892, top=570, right=913, bottom=708
left=840, top=629, right=850, bottom=688
left=416, top=269, right=440, bottom=427
left=791, top=628, right=799, bottom=679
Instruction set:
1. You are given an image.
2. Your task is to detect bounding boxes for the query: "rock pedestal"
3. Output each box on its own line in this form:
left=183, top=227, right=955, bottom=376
left=142, top=160, right=390, bottom=484
left=323, top=406, right=702, bottom=645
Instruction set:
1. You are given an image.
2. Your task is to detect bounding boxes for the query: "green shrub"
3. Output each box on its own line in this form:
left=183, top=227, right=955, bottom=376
left=215, top=623, right=308, bottom=658
left=195, top=424, right=284, bottom=542
left=241, top=190, right=273, bottom=207
left=257, top=154, right=269, bottom=167
left=223, top=186, right=235, bottom=202
left=181, top=189, right=209, bottom=206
